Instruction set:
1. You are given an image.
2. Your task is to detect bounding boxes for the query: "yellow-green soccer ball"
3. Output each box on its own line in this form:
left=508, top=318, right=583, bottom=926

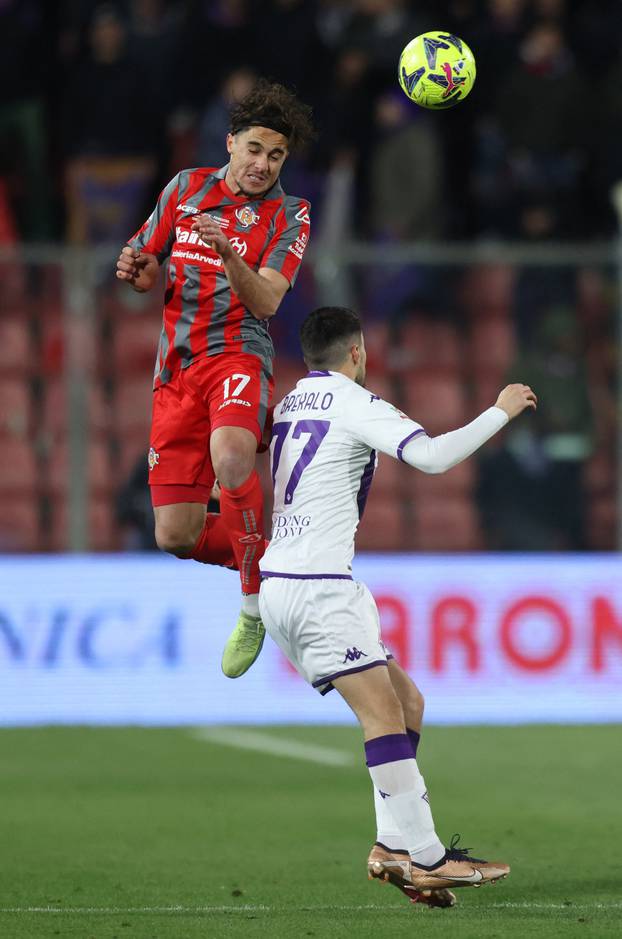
left=398, top=31, right=476, bottom=109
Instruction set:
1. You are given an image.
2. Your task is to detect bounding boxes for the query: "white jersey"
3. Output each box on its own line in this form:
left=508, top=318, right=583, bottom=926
left=259, top=370, right=508, bottom=578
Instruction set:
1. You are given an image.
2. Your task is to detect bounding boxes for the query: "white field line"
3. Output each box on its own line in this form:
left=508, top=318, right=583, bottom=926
left=191, top=726, right=356, bottom=767
left=2, top=902, right=622, bottom=914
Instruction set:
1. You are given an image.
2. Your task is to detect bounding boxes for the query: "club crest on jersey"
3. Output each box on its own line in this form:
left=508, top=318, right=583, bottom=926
left=230, top=236, right=247, bottom=257
left=148, top=447, right=160, bottom=471
left=235, top=205, right=260, bottom=228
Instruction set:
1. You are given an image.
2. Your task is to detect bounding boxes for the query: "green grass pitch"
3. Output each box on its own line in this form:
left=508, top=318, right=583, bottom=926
left=1, top=725, right=620, bottom=938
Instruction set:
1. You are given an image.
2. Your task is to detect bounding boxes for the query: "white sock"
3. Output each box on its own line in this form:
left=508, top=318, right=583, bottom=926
left=365, top=734, right=445, bottom=866
left=241, top=593, right=260, bottom=617
left=373, top=783, right=405, bottom=851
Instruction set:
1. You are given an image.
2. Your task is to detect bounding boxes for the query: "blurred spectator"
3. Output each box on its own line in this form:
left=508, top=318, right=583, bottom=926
left=0, top=0, right=53, bottom=239
left=63, top=4, right=158, bottom=243
left=479, top=307, right=593, bottom=550
left=489, top=20, right=589, bottom=236
left=369, top=91, right=443, bottom=239
left=196, top=67, right=257, bottom=168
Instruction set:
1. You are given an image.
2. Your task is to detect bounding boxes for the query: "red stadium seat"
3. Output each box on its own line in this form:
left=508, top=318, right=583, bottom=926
left=112, top=315, right=158, bottom=374
left=50, top=495, right=117, bottom=552
left=46, top=441, right=112, bottom=496
left=411, top=496, right=481, bottom=551
left=365, top=373, right=396, bottom=404
left=470, top=318, right=517, bottom=373
left=272, top=362, right=305, bottom=406
left=363, top=321, right=390, bottom=372
left=461, top=264, right=515, bottom=318
left=372, top=453, right=413, bottom=497
left=0, top=498, right=41, bottom=551
left=400, top=370, right=467, bottom=433
left=411, top=458, right=476, bottom=498
left=0, top=377, right=32, bottom=437
left=0, top=439, right=38, bottom=493
left=114, top=375, right=154, bottom=434
left=0, top=319, right=31, bottom=376
left=42, top=378, right=111, bottom=440
left=394, top=319, right=462, bottom=372
left=356, top=490, right=405, bottom=551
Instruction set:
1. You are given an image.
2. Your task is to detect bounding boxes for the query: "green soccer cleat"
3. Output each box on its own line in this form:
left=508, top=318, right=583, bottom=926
left=221, top=612, right=266, bottom=678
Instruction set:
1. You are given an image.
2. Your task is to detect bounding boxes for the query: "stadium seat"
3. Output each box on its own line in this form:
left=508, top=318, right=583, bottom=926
left=396, top=319, right=462, bottom=372
left=365, top=373, right=396, bottom=403
left=0, top=377, right=32, bottom=437
left=0, top=439, right=38, bottom=493
left=372, top=453, right=413, bottom=496
left=272, top=362, right=305, bottom=405
left=470, top=318, right=517, bottom=373
left=46, top=440, right=112, bottom=495
left=42, top=378, right=111, bottom=441
left=400, top=370, right=467, bottom=432
left=356, top=490, right=405, bottom=550
left=114, top=376, right=154, bottom=434
left=362, top=321, right=390, bottom=372
left=0, top=498, right=41, bottom=551
left=112, top=315, right=158, bottom=374
left=0, top=319, right=31, bottom=376
left=411, top=458, right=476, bottom=498
left=586, top=495, right=616, bottom=551
left=50, top=495, right=117, bottom=551
left=412, top=496, right=481, bottom=551
left=461, top=264, right=515, bottom=318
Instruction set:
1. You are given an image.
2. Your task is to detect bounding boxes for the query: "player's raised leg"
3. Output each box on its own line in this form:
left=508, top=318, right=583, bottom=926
left=332, top=664, right=510, bottom=892
left=212, top=425, right=267, bottom=678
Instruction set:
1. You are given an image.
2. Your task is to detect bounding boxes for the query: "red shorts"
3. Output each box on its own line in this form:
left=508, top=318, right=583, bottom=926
left=148, top=353, right=273, bottom=506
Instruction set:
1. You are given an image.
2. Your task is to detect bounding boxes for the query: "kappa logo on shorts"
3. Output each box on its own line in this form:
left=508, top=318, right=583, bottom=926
left=342, top=647, right=368, bottom=664
left=147, top=447, right=160, bottom=471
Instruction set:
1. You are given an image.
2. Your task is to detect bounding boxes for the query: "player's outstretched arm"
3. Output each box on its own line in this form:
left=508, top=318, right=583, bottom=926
left=115, top=246, right=159, bottom=293
left=402, top=384, right=537, bottom=474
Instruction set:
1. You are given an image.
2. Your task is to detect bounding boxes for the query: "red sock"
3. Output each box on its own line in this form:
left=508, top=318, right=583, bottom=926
left=219, top=470, right=265, bottom=594
left=189, top=513, right=237, bottom=569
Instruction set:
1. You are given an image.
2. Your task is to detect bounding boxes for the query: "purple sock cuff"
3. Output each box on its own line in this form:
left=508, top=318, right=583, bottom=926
left=365, top=733, right=414, bottom=767
left=407, top=728, right=420, bottom=758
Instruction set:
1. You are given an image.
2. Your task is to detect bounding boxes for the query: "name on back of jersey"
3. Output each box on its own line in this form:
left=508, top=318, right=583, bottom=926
left=271, top=513, right=312, bottom=539
left=280, top=389, right=334, bottom=414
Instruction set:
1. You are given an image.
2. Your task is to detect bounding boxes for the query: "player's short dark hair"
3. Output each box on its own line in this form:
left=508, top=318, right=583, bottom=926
left=230, top=79, right=315, bottom=153
left=300, top=307, right=362, bottom=369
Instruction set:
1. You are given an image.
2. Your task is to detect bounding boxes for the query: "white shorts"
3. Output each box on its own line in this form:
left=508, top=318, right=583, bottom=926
left=259, top=576, right=390, bottom=695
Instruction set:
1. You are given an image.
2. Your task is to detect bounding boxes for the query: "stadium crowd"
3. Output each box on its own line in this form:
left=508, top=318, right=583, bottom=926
left=0, top=0, right=618, bottom=553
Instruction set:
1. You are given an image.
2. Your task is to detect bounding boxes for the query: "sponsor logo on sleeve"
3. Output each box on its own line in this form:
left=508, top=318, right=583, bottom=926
left=288, top=230, right=308, bottom=260
left=230, top=236, right=247, bottom=258
left=295, top=206, right=310, bottom=224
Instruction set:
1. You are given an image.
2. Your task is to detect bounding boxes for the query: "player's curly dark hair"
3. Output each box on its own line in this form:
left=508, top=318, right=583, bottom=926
left=230, top=79, right=315, bottom=154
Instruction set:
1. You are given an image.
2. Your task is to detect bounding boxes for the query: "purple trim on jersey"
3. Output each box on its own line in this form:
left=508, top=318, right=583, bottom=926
left=262, top=571, right=353, bottom=580
left=357, top=449, right=376, bottom=519
left=407, top=728, right=421, bottom=758
left=312, top=658, right=388, bottom=689
left=365, top=733, right=414, bottom=767
left=397, top=428, right=426, bottom=462
left=306, top=370, right=332, bottom=377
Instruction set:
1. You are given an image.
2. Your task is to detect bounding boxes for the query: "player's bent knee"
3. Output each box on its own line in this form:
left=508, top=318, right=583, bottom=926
left=154, top=525, right=197, bottom=557
left=212, top=451, right=254, bottom=490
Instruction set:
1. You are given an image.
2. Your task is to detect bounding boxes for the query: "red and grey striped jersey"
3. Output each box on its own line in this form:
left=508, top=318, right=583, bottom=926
left=128, top=165, right=311, bottom=388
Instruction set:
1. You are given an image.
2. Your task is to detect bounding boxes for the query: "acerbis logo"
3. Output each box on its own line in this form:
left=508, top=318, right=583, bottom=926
left=177, top=203, right=199, bottom=214
left=295, top=206, right=310, bottom=224
left=238, top=532, right=263, bottom=545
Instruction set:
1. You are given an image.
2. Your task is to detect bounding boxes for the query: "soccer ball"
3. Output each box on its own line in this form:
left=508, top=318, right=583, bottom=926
left=398, top=31, right=476, bottom=110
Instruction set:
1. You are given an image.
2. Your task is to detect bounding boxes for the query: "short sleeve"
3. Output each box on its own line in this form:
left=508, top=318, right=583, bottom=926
left=128, top=173, right=180, bottom=263
left=259, top=198, right=310, bottom=287
left=346, top=390, right=426, bottom=460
